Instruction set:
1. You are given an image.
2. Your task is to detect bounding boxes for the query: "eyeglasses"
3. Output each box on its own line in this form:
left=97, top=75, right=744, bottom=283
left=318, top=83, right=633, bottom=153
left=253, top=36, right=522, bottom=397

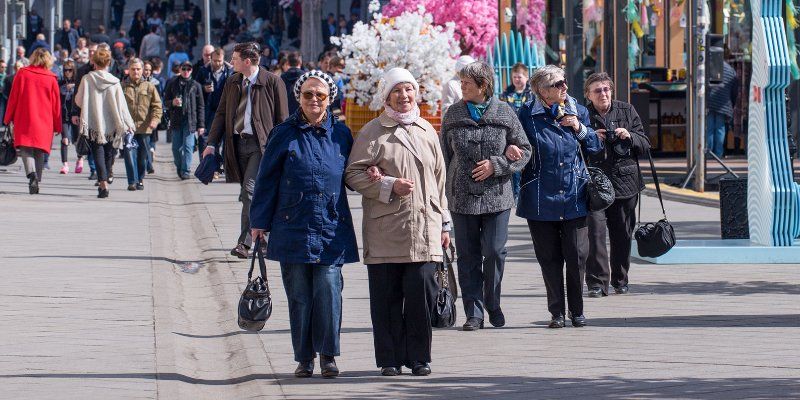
left=64, top=69, right=74, bottom=72
left=302, top=91, right=328, bottom=101
left=549, top=80, right=567, bottom=89
left=180, top=66, right=192, bottom=71
left=592, top=87, right=611, bottom=94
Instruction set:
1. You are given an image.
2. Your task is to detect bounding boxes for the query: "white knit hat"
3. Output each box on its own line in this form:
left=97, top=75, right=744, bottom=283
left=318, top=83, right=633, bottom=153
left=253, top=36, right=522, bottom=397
left=455, top=55, right=476, bottom=72
left=377, top=67, right=420, bottom=105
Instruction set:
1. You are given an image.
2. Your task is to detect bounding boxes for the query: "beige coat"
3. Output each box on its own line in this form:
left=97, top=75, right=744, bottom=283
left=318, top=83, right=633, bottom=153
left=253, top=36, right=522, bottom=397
left=345, top=112, right=451, bottom=265
left=122, top=78, right=163, bottom=134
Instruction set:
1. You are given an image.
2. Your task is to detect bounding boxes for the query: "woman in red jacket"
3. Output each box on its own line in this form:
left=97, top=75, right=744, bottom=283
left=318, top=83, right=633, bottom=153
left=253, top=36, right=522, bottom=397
left=3, top=48, right=61, bottom=194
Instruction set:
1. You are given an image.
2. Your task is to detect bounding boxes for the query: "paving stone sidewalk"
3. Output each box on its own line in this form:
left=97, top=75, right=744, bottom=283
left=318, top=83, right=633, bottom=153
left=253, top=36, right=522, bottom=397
left=0, top=139, right=798, bottom=399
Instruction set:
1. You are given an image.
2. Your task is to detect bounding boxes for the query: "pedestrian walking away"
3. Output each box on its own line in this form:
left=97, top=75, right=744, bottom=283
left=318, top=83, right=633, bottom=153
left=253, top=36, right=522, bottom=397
left=516, top=65, right=603, bottom=329
left=122, top=58, right=162, bottom=191
left=249, top=70, right=359, bottom=379
left=164, top=61, right=204, bottom=180
left=3, top=48, right=62, bottom=195
left=58, top=60, right=82, bottom=175
left=440, top=61, right=531, bottom=331
left=583, top=72, right=650, bottom=297
left=73, top=47, right=136, bottom=198
left=346, top=67, right=451, bottom=377
left=203, top=42, right=289, bottom=260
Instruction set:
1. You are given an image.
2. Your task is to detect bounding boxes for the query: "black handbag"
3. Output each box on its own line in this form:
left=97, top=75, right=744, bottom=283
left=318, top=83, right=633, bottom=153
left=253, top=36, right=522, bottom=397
left=431, top=244, right=457, bottom=328
left=635, top=149, right=676, bottom=257
left=0, top=127, right=17, bottom=166
left=75, top=134, right=91, bottom=157
left=237, top=238, right=273, bottom=331
left=578, top=144, right=615, bottom=212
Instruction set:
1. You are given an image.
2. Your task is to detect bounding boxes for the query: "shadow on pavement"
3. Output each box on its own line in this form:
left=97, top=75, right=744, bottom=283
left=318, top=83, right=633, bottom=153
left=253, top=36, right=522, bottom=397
left=631, top=281, right=800, bottom=296
left=545, top=313, right=800, bottom=328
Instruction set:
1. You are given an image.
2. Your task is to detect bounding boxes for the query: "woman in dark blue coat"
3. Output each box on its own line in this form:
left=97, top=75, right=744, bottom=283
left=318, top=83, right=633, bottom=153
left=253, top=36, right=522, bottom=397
left=249, top=70, right=358, bottom=378
left=516, top=65, right=603, bottom=329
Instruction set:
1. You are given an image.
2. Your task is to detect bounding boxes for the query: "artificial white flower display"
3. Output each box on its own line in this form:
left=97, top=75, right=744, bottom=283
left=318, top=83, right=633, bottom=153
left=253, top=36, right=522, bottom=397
left=332, top=3, right=460, bottom=114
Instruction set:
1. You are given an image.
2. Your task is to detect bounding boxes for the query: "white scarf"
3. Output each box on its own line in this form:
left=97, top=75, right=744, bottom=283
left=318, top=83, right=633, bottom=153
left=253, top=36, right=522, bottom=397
left=384, top=103, right=420, bottom=126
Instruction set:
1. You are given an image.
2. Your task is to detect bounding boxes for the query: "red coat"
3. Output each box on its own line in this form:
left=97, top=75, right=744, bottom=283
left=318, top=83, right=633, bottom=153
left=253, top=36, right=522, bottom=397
left=3, top=66, right=61, bottom=153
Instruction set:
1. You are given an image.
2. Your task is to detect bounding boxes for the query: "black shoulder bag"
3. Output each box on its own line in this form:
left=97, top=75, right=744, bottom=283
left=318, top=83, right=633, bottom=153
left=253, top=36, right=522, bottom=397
left=634, top=149, right=676, bottom=257
left=431, top=244, right=458, bottom=328
left=237, top=238, right=273, bottom=331
left=0, top=127, right=17, bottom=166
left=578, top=143, right=615, bottom=212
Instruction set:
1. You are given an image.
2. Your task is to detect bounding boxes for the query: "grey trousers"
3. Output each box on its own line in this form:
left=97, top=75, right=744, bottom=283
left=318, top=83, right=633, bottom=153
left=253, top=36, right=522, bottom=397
left=452, top=209, right=511, bottom=320
left=18, top=146, right=46, bottom=181
left=236, top=134, right=262, bottom=247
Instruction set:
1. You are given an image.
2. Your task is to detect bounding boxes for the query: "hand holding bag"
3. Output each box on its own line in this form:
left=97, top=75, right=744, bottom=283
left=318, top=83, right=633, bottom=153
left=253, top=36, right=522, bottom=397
left=431, top=244, right=457, bottom=328
left=634, top=149, right=676, bottom=257
left=578, top=143, right=615, bottom=212
left=237, top=238, right=273, bottom=331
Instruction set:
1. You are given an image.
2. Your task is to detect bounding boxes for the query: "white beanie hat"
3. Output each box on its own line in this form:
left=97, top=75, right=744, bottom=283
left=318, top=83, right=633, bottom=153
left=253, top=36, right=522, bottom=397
left=377, top=67, right=420, bottom=105
left=455, top=55, right=476, bottom=73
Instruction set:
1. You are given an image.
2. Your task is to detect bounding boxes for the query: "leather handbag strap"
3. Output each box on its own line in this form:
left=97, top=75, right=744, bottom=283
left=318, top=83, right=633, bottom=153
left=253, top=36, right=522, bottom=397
left=247, top=238, right=269, bottom=283
left=645, top=148, right=668, bottom=221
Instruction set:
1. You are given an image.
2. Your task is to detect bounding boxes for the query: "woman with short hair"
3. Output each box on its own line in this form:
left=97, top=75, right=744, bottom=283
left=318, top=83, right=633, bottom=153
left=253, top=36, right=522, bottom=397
left=517, top=65, right=603, bottom=328
left=75, top=47, right=136, bottom=198
left=3, top=48, right=62, bottom=194
left=440, top=61, right=531, bottom=331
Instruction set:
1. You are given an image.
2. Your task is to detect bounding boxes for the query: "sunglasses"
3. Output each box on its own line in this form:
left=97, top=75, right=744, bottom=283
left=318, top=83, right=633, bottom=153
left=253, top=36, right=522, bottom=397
left=64, top=69, right=74, bottom=72
left=592, top=87, right=611, bottom=94
left=180, top=66, right=192, bottom=71
left=549, top=79, right=567, bottom=89
left=302, top=91, right=328, bottom=101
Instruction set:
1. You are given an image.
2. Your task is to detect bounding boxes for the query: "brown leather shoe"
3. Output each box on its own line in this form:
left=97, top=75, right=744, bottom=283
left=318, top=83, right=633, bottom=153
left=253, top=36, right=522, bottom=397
left=230, top=244, right=249, bottom=259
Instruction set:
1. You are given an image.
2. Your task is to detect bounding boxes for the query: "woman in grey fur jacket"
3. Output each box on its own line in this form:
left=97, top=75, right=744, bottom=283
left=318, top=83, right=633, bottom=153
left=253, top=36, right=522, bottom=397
left=440, top=61, right=532, bottom=331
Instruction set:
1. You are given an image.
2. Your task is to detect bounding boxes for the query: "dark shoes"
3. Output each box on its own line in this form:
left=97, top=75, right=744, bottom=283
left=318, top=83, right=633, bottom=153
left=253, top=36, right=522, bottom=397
left=136, top=182, right=144, bottom=190
left=587, top=287, right=606, bottom=298
left=410, top=362, right=431, bottom=376
left=127, top=184, right=137, bottom=191
left=180, top=173, right=191, bottom=180
left=488, top=308, right=506, bottom=327
left=320, top=355, right=339, bottom=378
left=548, top=315, right=565, bottom=329
left=614, top=285, right=630, bottom=294
left=88, top=171, right=97, bottom=180
left=230, top=244, right=249, bottom=259
left=462, top=317, right=484, bottom=331
left=569, top=313, right=587, bottom=327
left=97, top=188, right=109, bottom=198
left=27, top=173, right=39, bottom=195
left=294, top=360, right=314, bottom=378
left=381, top=366, right=402, bottom=376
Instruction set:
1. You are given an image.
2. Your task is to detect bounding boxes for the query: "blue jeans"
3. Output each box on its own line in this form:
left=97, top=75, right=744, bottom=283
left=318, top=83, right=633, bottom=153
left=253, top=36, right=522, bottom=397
left=123, top=134, right=151, bottom=184
left=511, top=171, right=521, bottom=202
left=170, top=125, right=195, bottom=176
left=706, top=112, right=727, bottom=157
left=280, top=263, right=343, bottom=362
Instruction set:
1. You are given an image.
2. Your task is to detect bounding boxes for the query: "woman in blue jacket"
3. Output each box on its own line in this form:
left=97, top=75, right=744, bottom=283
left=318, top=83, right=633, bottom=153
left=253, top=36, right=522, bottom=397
left=249, top=71, right=359, bottom=379
left=516, top=65, right=603, bottom=329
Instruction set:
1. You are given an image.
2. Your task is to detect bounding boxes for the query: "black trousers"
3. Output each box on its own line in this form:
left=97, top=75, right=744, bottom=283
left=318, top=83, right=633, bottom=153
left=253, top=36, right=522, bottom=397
left=91, top=141, right=115, bottom=182
left=235, top=134, right=262, bottom=246
left=527, top=217, right=588, bottom=318
left=586, top=195, right=638, bottom=293
left=367, top=262, right=438, bottom=368
left=452, top=210, right=510, bottom=320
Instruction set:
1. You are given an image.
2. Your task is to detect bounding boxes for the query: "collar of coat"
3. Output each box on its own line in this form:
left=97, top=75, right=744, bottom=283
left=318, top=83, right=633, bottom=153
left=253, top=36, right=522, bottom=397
left=586, top=100, right=617, bottom=116
left=291, top=109, right=334, bottom=133
left=443, top=97, right=506, bottom=128
left=232, top=66, right=271, bottom=87
left=529, top=94, right=579, bottom=117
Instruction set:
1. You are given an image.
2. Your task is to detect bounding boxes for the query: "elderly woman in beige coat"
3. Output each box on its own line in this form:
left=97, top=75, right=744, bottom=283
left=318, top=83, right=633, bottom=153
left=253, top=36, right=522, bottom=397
left=346, top=67, right=451, bottom=378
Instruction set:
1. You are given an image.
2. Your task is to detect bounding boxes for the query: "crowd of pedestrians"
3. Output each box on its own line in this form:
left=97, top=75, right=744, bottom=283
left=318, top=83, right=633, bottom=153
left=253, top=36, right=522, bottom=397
left=2, top=0, right=653, bottom=383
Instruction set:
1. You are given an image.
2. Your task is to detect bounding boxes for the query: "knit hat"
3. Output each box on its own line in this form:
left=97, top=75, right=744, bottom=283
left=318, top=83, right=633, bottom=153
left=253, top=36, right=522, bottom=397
left=377, top=67, right=419, bottom=105
left=454, top=55, right=475, bottom=73
left=293, top=70, right=338, bottom=101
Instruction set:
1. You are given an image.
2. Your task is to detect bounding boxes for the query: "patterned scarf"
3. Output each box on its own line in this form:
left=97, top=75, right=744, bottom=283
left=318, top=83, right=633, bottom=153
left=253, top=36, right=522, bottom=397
left=384, top=103, right=420, bottom=126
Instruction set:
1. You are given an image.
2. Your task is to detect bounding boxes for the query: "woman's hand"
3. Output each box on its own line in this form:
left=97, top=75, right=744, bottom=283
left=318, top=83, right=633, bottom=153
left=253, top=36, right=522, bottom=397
left=614, top=127, right=630, bottom=140
left=441, top=231, right=450, bottom=249
left=595, top=128, right=607, bottom=141
left=71, top=116, right=80, bottom=126
left=251, top=228, right=266, bottom=243
left=559, top=115, right=581, bottom=132
left=505, top=145, right=522, bottom=161
left=392, top=178, right=415, bottom=196
left=472, top=160, right=494, bottom=181
left=366, top=165, right=383, bottom=182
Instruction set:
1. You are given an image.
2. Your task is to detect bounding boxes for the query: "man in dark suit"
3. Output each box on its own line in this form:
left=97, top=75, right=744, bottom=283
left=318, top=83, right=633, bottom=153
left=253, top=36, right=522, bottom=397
left=194, top=47, right=233, bottom=153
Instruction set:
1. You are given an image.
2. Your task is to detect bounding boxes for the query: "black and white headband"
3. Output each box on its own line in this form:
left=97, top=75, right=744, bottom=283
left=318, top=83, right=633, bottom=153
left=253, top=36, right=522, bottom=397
left=293, top=70, right=338, bottom=101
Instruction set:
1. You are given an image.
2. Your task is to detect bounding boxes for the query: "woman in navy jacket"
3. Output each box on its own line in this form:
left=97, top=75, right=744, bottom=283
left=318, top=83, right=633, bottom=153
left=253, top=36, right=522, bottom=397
left=249, top=71, right=358, bottom=379
left=516, top=65, right=603, bottom=329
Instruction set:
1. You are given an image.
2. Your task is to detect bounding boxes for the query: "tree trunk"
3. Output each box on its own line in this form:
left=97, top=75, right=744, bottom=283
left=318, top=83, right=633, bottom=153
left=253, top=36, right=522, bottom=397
left=300, top=0, right=324, bottom=63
